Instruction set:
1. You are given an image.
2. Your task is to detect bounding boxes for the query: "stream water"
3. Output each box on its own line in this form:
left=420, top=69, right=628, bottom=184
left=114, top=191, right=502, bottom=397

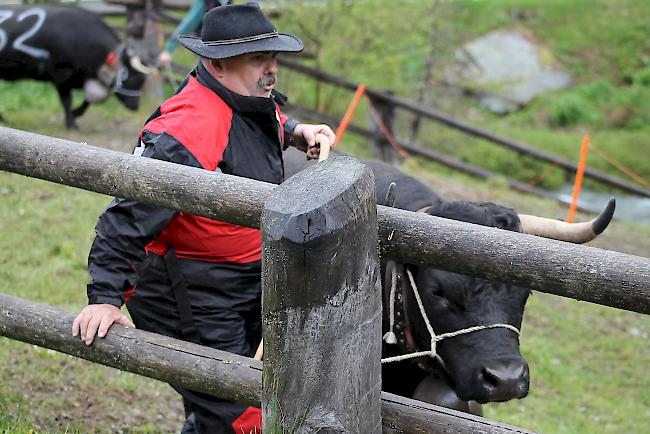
left=554, top=185, right=650, bottom=226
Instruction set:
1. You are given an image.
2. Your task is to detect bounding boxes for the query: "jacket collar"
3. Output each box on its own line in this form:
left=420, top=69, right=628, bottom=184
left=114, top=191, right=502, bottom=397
left=194, top=62, right=286, bottom=115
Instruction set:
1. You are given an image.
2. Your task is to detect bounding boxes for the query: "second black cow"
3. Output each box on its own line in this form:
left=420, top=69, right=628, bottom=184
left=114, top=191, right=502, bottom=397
left=284, top=148, right=615, bottom=413
left=0, top=5, right=155, bottom=128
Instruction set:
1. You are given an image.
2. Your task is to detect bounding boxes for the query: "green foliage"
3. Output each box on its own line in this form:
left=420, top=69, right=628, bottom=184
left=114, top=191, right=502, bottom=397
left=0, top=1, right=649, bottom=432
left=633, top=63, right=650, bottom=87
left=270, top=0, right=650, bottom=190
left=0, top=388, right=34, bottom=433
left=547, top=93, right=598, bottom=128
left=21, top=0, right=73, bottom=4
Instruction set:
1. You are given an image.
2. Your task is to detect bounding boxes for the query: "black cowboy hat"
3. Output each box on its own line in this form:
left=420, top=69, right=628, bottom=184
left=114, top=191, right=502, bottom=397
left=178, top=3, right=303, bottom=60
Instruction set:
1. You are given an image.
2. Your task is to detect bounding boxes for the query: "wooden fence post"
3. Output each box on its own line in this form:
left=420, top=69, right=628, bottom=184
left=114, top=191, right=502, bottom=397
left=368, top=93, right=397, bottom=163
left=123, top=0, right=164, bottom=101
left=261, top=156, right=382, bottom=433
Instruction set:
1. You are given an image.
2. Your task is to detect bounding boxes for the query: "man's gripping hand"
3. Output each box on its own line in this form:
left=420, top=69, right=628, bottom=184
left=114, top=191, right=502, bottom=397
left=291, top=123, right=336, bottom=160
left=72, top=304, right=135, bottom=345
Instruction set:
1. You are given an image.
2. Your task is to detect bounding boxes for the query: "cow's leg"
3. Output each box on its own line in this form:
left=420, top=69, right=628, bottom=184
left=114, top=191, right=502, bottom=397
left=55, top=85, right=78, bottom=129
left=72, top=101, right=90, bottom=118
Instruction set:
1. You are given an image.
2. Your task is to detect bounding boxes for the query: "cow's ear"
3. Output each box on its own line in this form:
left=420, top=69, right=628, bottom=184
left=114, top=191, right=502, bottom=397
left=490, top=208, right=520, bottom=231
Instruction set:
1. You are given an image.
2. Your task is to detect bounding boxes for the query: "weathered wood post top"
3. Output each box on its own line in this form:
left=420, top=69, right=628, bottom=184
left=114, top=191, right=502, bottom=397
left=261, top=156, right=382, bottom=433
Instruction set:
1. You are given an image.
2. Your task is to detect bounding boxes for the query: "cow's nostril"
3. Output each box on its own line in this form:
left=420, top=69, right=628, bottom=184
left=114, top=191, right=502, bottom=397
left=480, top=366, right=501, bottom=390
left=477, top=360, right=530, bottom=401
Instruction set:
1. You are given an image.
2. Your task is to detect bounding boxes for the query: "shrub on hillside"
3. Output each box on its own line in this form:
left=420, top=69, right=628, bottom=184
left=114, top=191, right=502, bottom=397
left=547, top=93, right=598, bottom=128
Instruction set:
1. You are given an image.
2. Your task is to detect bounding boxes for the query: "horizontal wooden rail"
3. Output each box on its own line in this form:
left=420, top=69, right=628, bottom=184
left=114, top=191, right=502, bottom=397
left=105, top=0, right=193, bottom=11
left=277, top=57, right=650, bottom=198
left=286, top=104, right=599, bottom=213
left=1, top=127, right=648, bottom=314
left=79, top=2, right=128, bottom=16
left=0, top=293, right=536, bottom=434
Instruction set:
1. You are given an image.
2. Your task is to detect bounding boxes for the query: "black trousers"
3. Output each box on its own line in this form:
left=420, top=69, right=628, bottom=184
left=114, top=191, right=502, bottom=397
left=126, top=253, right=262, bottom=433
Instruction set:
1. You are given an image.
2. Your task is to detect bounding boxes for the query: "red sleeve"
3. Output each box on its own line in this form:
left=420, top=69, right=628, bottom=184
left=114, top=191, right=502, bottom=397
left=144, top=76, right=233, bottom=171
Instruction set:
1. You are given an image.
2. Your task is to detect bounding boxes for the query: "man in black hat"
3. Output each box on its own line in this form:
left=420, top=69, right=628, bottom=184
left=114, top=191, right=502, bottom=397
left=72, top=3, right=335, bottom=433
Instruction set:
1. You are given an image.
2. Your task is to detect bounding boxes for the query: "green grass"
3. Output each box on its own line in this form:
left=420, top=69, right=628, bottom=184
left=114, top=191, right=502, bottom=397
left=1, top=0, right=650, bottom=432
left=0, top=173, right=185, bottom=433
left=269, top=0, right=650, bottom=191
left=1, top=150, right=648, bottom=433
left=486, top=294, right=650, bottom=433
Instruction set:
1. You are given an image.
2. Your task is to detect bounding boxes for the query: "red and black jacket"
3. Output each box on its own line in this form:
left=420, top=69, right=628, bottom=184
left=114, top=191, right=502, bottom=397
left=87, top=63, right=298, bottom=307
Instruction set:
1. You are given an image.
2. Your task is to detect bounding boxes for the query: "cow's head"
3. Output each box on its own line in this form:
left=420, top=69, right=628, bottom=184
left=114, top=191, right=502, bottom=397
left=111, top=47, right=156, bottom=110
left=95, top=45, right=156, bottom=110
left=388, top=201, right=530, bottom=404
left=392, top=198, right=615, bottom=404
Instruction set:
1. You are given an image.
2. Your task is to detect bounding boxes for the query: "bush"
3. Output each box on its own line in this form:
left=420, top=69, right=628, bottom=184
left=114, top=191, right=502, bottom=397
left=547, top=93, right=598, bottom=127
left=633, top=65, right=650, bottom=87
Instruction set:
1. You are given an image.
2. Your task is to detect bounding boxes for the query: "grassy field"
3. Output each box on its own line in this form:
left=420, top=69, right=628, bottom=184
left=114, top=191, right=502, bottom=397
left=1, top=112, right=648, bottom=433
left=272, top=0, right=650, bottom=192
left=1, top=0, right=649, bottom=433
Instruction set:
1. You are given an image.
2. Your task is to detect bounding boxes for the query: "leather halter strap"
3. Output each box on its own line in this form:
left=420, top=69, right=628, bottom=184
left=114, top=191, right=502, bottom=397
left=381, top=205, right=436, bottom=373
left=383, top=259, right=435, bottom=373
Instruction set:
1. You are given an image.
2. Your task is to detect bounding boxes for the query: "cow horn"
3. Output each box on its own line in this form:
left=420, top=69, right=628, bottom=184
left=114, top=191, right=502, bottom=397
left=518, top=198, right=615, bottom=244
left=130, top=55, right=157, bottom=75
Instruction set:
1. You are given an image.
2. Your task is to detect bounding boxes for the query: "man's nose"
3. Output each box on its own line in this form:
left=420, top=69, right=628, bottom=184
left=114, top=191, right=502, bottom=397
left=266, top=59, right=278, bottom=75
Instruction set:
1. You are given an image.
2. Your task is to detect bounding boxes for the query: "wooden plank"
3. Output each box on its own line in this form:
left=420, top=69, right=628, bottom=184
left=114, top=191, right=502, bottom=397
left=105, top=0, right=193, bottom=10
left=0, top=293, right=262, bottom=406
left=78, top=2, right=127, bottom=16
left=0, top=293, right=536, bottom=433
left=380, top=392, right=536, bottom=434
left=261, top=157, right=382, bottom=432
left=0, top=126, right=648, bottom=314
left=0, top=126, right=274, bottom=229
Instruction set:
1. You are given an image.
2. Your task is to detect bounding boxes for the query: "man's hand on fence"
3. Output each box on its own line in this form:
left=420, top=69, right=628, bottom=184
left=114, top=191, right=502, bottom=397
left=292, top=123, right=336, bottom=160
left=72, top=304, right=135, bottom=345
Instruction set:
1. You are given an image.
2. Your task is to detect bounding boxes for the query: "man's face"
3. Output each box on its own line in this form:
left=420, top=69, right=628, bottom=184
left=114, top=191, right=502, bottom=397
left=216, top=52, right=278, bottom=97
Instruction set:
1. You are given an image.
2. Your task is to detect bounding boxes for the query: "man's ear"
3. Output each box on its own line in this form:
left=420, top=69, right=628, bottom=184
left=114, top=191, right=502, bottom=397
left=205, top=59, right=225, bottom=79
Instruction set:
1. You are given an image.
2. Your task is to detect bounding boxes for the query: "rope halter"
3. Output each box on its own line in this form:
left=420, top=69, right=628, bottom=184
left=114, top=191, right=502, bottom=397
left=381, top=266, right=520, bottom=367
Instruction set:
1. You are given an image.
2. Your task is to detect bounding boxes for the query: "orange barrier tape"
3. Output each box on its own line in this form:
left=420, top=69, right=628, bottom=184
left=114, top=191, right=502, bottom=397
left=525, top=163, right=559, bottom=187
left=590, top=145, right=650, bottom=190
left=365, top=95, right=411, bottom=159
left=567, top=135, right=590, bottom=223
left=333, top=83, right=366, bottom=148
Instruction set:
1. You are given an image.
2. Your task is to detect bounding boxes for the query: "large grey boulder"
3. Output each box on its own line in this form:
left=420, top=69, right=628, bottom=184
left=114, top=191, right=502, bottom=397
left=449, top=28, right=571, bottom=113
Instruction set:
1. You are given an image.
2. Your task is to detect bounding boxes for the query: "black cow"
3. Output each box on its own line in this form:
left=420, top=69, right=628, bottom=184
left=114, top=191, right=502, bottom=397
left=0, top=5, right=155, bottom=128
left=283, top=148, right=615, bottom=413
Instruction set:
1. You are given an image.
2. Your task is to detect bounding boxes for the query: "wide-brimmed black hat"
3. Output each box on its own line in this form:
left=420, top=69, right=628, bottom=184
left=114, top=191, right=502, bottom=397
left=178, top=3, right=303, bottom=60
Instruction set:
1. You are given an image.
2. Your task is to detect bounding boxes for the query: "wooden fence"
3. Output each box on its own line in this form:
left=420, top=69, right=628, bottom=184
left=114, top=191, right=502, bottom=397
left=1, top=127, right=649, bottom=314
left=79, top=0, right=650, bottom=201
left=276, top=58, right=650, bottom=198
left=0, top=293, right=534, bottom=434
left=1, top=126, right=649, bottom=431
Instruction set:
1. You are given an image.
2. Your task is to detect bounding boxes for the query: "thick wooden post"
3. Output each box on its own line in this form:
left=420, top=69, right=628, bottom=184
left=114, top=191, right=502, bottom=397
left=261, top=156, right=382, bottom=433
left=142, top=0, right=164, bottom=101
left=123, top=0, right=163, bottom=101
left=368, top=94, right=397, bottom=163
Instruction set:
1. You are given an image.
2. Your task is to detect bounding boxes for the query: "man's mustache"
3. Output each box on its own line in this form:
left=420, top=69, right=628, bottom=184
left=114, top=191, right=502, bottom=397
left=257, top=74, right=276, bottom=89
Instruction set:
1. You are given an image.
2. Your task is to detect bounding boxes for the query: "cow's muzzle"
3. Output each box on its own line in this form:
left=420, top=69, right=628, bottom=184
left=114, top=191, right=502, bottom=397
left=460, top=357, right=530, bottom=403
